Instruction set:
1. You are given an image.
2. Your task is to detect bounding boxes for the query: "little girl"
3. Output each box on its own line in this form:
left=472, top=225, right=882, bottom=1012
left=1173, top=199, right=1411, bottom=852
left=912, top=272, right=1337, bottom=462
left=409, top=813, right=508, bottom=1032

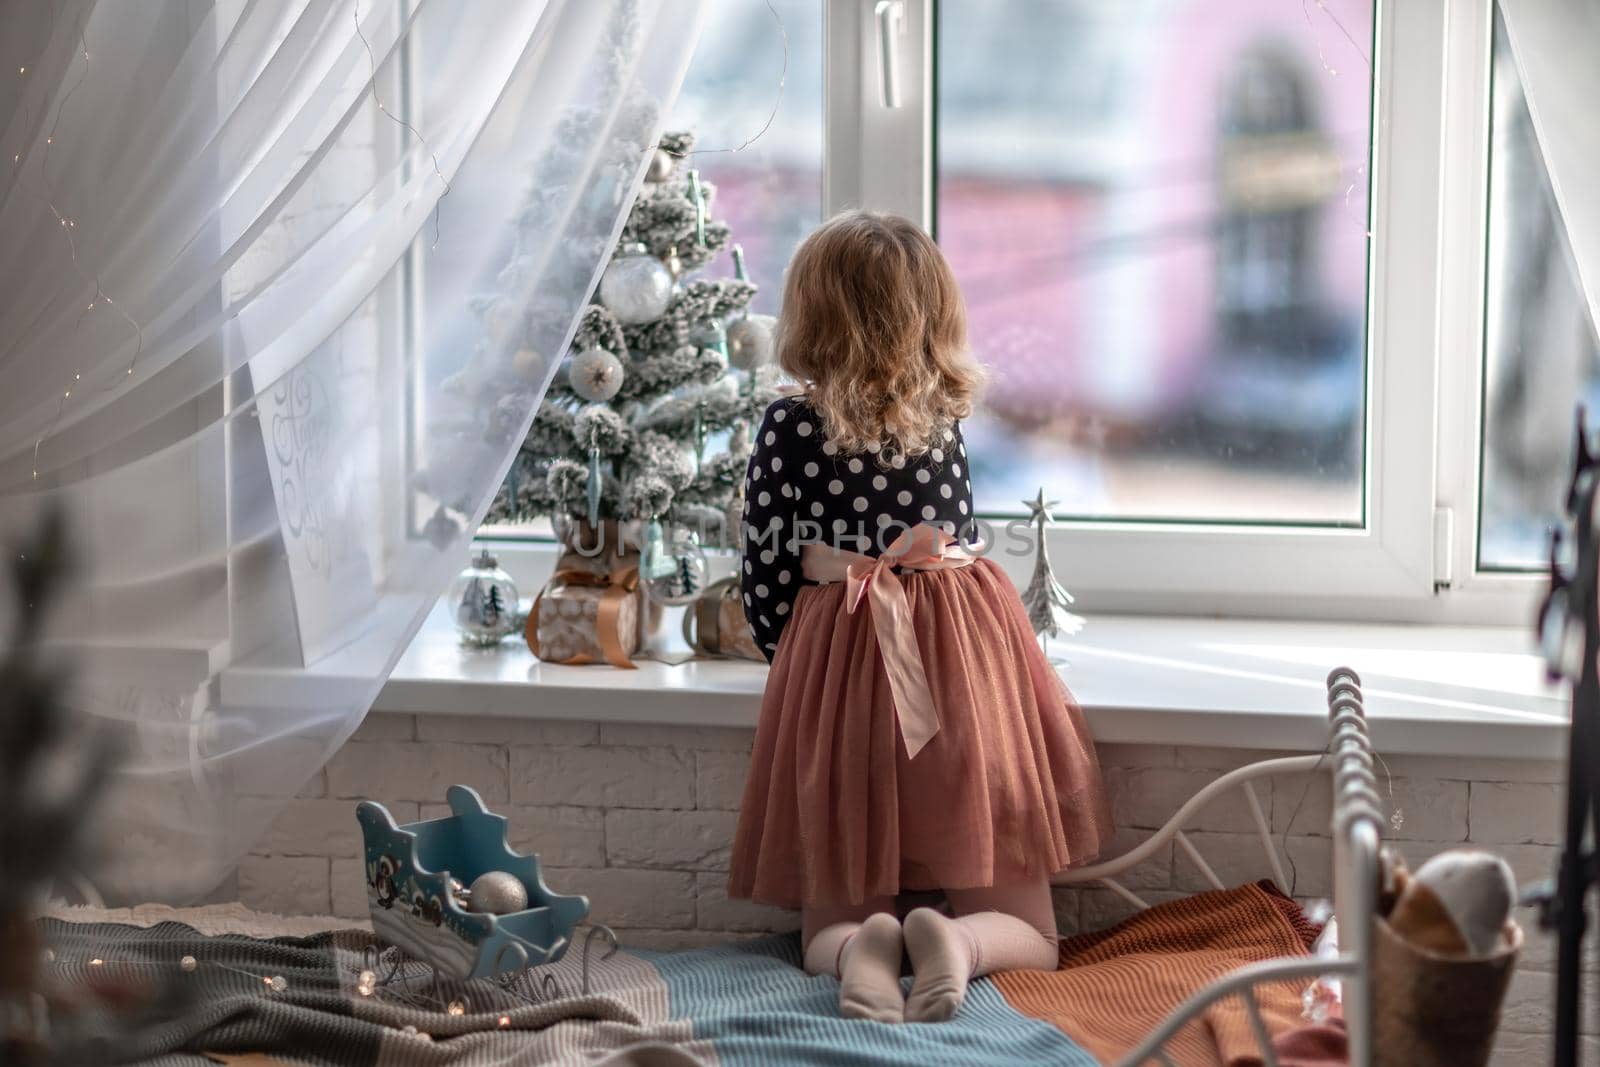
left=727, top=212, right=1111, bottom=1023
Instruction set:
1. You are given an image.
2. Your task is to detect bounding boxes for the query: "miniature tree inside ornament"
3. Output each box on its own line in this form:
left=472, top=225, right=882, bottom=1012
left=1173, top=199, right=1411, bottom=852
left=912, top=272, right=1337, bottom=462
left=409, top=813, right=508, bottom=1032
left=1019, top=487, right=1085, bottom=653
left=449, top=549, right=520, bottom=647
left=641, top=519, right=708, bottom=606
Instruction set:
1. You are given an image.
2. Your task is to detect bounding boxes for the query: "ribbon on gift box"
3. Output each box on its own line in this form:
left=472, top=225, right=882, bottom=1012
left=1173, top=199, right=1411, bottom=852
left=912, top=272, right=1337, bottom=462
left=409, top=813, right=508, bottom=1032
left=526, top=563, right=641, bottom=669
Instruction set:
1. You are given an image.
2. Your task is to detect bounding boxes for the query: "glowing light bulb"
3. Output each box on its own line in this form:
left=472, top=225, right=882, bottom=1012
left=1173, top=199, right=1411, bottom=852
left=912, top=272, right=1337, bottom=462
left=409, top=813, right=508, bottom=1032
left=18, top=66, right=25, bottom=74
left=497, top=1015, right=511, bottom=1028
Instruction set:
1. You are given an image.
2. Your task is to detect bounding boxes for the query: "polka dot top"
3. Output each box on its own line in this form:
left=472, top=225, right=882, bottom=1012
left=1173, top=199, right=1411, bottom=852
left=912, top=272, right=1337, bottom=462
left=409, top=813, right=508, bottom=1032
left=741, top=395, right=973, bottom=661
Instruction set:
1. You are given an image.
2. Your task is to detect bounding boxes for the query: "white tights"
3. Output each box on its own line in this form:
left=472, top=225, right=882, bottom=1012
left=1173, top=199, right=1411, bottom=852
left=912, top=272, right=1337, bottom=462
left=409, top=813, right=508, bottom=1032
left=800, top=880, right=1059, bottom=1023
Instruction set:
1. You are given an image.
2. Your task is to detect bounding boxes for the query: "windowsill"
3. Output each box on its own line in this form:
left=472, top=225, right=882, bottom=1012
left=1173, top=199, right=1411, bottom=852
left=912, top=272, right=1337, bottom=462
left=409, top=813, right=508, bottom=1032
left=371, top=601, right=1569, bottom=762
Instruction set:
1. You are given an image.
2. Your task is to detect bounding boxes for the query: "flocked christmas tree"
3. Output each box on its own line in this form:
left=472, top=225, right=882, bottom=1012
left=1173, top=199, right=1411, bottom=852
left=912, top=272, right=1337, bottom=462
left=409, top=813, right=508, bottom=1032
left=486, top=131, right=784, bottom=583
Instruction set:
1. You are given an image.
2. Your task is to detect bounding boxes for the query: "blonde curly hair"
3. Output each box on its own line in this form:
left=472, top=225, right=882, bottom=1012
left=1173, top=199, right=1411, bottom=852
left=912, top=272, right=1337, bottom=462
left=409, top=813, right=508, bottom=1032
left=776, top=211, right=984, bottom=459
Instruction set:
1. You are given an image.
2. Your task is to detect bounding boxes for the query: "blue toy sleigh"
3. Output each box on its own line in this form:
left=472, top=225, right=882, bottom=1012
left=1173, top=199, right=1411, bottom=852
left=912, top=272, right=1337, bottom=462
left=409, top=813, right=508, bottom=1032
left=355, top=784, right=589, bottom=980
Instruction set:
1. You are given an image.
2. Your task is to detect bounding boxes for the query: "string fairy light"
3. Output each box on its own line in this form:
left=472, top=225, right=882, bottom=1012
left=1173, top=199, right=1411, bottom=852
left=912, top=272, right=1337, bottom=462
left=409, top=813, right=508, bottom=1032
left=19, top=17, right=146, bottom=481
left=43, top=949, right=289, bottom=993
left=685, top=0, right=787, bottom=161
left=352, top=0, right=450, bottom=250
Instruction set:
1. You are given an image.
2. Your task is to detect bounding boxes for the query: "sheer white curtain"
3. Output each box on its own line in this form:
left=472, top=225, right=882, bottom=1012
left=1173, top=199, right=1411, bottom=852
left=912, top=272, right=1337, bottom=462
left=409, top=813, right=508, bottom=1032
left=0, top=0, right=703, bottom=901
left=1499, top=0, right=1600, bottom=339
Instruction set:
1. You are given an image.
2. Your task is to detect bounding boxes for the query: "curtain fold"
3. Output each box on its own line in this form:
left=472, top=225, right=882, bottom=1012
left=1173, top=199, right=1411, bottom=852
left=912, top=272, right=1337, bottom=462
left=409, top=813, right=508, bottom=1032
left=0, top=0, right=704, bottom=901
left=1497, top=0, right=1600, bottom=341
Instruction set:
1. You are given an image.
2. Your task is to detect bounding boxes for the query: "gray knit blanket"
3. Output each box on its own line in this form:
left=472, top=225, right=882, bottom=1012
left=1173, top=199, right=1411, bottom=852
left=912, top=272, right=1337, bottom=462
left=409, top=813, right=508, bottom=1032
left=39, top=916, right=711, bottom=1066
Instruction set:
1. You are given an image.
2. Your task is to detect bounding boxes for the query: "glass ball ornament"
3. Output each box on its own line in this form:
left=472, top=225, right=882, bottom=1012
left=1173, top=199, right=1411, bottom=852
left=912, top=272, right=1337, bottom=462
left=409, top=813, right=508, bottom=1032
left=598, top=244, right=673, bottom=324
left=448, top=549, right=520, bottom=647
left=689, top=321, right=729, bottom=373
left=645, top=146, right=675, bottom=183
left=467, top=870, right=529, bottom=914
left=641, top=523, right=709, bottom=606
left=726, top=314, right=776, bottom=371
left=569, top=347, right=625, bottom=402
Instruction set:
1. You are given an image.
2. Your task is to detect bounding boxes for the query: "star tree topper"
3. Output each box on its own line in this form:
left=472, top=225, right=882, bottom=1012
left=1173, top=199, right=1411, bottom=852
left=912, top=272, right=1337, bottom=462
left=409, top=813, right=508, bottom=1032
left=1020, top=487, right=1085, bottom=644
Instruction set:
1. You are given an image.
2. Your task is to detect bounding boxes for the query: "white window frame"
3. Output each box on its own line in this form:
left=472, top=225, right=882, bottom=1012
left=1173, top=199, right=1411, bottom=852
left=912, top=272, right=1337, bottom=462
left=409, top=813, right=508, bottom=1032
left=816, top=0, right=1542, bottom=625
left=482, top=0, right=1548, bottom=628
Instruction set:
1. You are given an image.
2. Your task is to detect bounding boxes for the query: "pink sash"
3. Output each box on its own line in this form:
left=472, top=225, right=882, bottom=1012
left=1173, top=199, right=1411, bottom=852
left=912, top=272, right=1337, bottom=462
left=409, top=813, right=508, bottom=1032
left=801, top=523, right=980, bottom=758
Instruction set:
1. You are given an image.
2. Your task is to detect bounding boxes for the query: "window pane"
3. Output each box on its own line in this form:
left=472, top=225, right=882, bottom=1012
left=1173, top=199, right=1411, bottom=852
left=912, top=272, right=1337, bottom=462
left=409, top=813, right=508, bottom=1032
left=669, top=0, right=822, bottom=317
left=478, top=0, right=820, bottom=537
left=1479, top=9, right=1600, bottom=570
left=936, top=1, right=1374, bottom=522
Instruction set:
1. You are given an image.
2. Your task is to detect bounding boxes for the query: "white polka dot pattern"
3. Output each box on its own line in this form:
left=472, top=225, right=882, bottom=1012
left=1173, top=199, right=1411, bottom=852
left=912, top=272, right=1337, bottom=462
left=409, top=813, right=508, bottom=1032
left=741, top=396, right=975, bottom=662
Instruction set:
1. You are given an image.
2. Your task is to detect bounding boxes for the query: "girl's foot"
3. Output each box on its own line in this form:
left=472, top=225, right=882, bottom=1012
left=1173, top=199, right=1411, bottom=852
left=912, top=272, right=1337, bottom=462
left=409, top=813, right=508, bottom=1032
left=903, top=906, right=973, bottom=1022
left=838, top=912, right=906, bottom=1023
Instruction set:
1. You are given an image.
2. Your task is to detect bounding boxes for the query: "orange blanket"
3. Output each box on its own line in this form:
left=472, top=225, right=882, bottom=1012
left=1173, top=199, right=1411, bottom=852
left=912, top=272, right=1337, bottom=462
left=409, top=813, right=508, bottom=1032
left=994, top=882, right=1319, bottom=1066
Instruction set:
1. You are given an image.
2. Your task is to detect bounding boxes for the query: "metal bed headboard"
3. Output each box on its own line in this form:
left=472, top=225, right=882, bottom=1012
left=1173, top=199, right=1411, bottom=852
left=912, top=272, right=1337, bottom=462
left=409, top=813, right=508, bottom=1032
left=1056, top=668, right=1382, bottom=1067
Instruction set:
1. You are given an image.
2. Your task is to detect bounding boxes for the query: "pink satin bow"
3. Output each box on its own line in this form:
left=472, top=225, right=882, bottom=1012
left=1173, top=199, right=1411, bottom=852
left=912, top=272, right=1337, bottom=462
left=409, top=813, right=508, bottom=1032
left=802, top=524, right=979, bottom=758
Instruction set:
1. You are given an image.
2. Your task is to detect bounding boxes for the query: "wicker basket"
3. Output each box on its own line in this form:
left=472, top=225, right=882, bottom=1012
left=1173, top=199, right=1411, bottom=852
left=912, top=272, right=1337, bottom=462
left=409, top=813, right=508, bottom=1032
left=1372, top=912, right=1522, bottom=1067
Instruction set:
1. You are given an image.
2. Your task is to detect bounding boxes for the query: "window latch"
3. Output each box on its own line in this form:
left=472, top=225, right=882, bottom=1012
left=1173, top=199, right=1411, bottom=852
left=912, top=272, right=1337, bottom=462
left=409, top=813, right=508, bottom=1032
left=1433, top=505, right=1454, bottom=592
left=874, top=0, right=905, bottom=108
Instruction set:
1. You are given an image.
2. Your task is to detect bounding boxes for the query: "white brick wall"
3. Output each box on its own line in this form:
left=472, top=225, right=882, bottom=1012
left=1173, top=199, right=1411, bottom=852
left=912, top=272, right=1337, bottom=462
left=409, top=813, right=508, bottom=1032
left=238, top=714, right=1579, bottom=1064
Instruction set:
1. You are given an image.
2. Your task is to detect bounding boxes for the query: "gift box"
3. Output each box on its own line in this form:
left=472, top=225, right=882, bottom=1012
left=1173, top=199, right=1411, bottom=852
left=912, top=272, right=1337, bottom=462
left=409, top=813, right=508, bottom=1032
left=683, top=576, right=765, bottom=662
left=527, top=569, right=641, bottom=668
left=527, top=521, right=643, bottom=668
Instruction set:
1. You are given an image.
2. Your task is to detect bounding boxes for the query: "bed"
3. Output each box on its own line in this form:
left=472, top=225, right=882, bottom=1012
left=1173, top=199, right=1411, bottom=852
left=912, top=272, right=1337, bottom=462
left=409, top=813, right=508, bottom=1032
left=37, top=669, right=1380, bottom=1066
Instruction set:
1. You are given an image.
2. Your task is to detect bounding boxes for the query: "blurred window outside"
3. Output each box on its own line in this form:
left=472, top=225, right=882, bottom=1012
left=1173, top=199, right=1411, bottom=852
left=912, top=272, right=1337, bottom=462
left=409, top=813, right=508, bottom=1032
left=467, top=1, right=1564, bottom=621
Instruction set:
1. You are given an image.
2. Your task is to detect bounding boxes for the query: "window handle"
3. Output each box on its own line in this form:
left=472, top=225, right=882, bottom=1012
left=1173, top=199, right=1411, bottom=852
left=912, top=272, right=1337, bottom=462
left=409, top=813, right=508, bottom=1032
left=874, top=0, right=905, bottom=108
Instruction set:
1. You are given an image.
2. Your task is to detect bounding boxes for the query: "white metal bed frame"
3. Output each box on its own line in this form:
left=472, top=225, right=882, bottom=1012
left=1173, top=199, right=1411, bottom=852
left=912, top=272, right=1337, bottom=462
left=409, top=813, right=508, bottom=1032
left=1055, top=668, right=1382, bottom=1067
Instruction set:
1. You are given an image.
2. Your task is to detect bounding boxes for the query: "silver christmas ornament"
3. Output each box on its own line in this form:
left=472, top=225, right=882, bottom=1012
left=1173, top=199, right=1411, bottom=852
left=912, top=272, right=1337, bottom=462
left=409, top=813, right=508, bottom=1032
left=467, top=870, right=529, bottom=914
left=641, top=521, right=709, bottom=606
left=598, top=245, right=673, bottom=324
left=645, top=146, right=675, bottom=182
left=569, top=347, right=625, bottom=402
left=448, top=549, right=520, bottom=647
left=726, top=314, right=776, bottom=371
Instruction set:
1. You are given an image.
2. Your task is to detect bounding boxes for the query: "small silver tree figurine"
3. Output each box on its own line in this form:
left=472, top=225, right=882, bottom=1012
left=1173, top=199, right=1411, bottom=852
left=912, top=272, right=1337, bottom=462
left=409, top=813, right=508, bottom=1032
left=1020, top=488, right=1085, bottom=649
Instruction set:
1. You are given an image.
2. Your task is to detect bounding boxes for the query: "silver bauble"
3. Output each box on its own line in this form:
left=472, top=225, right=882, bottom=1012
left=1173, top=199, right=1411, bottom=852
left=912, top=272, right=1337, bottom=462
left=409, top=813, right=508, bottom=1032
left=598, top=246, right=674, bottom=325
left=645, top=147, right=675, bottom=183
left=447, top=550, right=519, bottom=647
left=726, top=314, right=776, bottom=371
left=569, top=347, right=625, bottom=402
left=641, top=524, right=709, bottom=606
left=467, top=870, right=529, bottom=914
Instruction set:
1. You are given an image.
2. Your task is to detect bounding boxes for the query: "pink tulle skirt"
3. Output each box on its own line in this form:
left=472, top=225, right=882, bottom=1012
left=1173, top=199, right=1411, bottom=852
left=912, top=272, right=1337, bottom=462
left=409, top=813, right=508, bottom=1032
left=727, top=558, right=1112, bottom=910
